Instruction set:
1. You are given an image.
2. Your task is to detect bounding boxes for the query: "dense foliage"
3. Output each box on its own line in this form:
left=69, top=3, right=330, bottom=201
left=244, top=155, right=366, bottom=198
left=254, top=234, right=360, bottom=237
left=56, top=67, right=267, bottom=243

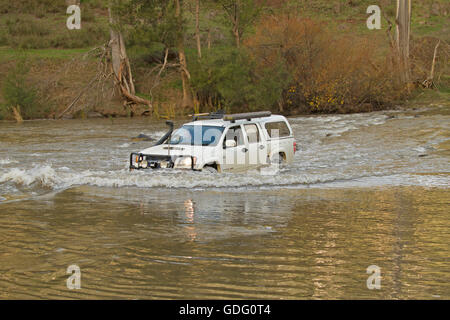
left=1, top=61, right=40, bottom=119
left=0, top=0, right=448, bottom=119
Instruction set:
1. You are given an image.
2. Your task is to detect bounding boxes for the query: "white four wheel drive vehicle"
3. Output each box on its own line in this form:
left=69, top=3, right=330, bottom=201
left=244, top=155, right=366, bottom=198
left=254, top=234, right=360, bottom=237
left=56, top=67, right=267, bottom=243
left=130, top=111, right=297, bottom=173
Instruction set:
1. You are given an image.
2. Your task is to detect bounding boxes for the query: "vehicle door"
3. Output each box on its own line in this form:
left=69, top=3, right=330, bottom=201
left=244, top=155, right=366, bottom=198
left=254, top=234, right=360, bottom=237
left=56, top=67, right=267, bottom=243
left=221, top=125, right=247, bottom=171
left=264, top=120, right=294, bottom=163
left=243, top=123, right=267, bottom=168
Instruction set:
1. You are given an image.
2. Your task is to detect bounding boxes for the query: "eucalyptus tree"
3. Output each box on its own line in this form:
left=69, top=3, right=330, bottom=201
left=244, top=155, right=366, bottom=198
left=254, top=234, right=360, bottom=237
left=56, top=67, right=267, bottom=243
left=213, top=0, right=264, bottom=48
left=112, top=0, right=194, bottom=109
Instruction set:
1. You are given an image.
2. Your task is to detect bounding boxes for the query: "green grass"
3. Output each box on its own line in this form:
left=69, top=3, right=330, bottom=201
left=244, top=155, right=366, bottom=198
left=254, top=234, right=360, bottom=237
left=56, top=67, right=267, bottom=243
left=277, top=0, right=449, bottom=40
left=409, top=87, right=450, bottom=107
left=0, top=7, right=109, bottom=50
left=0, top=48, right=92, bottom=62
left=0, top=1, right=447, bottom=51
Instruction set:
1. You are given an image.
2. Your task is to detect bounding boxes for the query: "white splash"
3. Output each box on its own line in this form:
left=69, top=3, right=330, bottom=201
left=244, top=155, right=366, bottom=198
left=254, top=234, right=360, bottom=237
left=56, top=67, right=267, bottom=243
left=0, top=164, right=448, bottom=191
left=0, top=166, right=61, bottom=188
left=0, top=159, right=17, bottom=165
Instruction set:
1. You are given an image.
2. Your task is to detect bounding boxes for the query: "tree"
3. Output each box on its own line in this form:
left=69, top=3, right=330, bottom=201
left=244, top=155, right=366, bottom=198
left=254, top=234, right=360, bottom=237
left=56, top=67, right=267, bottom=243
left=194, top=0, right=202, bottom=58
left=189, top=45, right=288, bottom=112
left=215, top=0, right=264, bottom=48
left=175, top=0, right=195, bottom=108
left=396, top=0, right=412, bottom=83
left=1, top=60, right=38, bottom=121
left=108, top=7, right=151, bottom=110
left=114, top=0, right=194, bottom=109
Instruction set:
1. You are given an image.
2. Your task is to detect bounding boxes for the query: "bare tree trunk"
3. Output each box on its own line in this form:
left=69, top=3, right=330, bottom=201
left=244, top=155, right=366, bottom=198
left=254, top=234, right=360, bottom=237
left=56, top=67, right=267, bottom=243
left=108, top=7, right=151, bottom=109
left=278, top=100, right=284, bottom=113
left=222, top=1, right=241, bottom=48
left=175, top=0, right=194, bottom=109
left=429, top=40, right=440, bottom=81
left=195, top=0, right=202, bottom=59
left=396, top=0, right=412, bottom=83
left=207, top=28, right=212, bottom=50
left=423, top=40, right=441, bottom=88
left=233, top=2, right=240, bottom=48
left=12, top=106, right=23, bottom=123
left=233, top=26, right=240, bottom=48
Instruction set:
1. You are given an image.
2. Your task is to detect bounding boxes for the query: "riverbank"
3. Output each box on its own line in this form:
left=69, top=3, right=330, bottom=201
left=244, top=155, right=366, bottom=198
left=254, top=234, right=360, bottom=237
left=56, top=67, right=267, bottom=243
left=0, top=1, right=448, bottom=120
left=0, top=89, right=448, bottom=121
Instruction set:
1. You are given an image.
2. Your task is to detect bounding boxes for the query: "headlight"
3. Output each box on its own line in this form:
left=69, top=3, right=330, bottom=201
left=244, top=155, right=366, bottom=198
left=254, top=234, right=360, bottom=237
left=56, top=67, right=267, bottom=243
left=175, top=157, right=195, bottom=168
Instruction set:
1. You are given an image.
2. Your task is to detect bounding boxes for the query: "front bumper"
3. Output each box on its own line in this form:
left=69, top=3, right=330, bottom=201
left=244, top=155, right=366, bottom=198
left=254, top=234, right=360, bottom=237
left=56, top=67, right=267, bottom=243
left=129, top=153, right=196, bottom=170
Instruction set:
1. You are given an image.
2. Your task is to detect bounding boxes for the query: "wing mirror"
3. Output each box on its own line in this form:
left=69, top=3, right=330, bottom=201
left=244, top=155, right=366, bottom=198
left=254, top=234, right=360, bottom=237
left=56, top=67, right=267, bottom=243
left=170, top=135, right=181, bottom=144
left=225, top=140, right=237, bottom=148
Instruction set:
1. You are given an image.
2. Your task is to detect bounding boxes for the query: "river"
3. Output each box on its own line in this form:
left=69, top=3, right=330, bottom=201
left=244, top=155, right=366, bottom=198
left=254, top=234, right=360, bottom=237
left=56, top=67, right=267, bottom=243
left=0, top=106, right=448, bottom=299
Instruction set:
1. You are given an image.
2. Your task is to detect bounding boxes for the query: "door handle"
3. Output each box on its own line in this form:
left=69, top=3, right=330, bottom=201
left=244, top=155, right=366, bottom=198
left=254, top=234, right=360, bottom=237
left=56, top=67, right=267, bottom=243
left=259, top=145, right=265, bottom=150
left=242, top=148, right=248, bottom=153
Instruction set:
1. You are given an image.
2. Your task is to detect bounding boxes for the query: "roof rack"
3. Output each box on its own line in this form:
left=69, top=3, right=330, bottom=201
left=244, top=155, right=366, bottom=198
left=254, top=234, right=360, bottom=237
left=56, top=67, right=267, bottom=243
left=191, top=110, right=225, bottom=121
left=190, top=111, right=272, bottom=122
left=223, top=111, right=272, bottom=122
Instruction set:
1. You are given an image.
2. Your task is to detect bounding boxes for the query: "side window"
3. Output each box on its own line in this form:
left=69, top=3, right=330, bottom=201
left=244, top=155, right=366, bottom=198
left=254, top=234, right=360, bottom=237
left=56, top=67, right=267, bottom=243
left=224, top=126, right=244, bottom=147
left=265, top=121, right=291, bottom=138
left=244, top=124, right=260, bottom=144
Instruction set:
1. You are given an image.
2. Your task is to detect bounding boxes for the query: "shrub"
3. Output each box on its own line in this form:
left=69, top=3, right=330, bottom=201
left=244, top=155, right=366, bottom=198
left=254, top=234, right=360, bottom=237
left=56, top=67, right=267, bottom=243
left=50, top=25, right=108, bottom=49
left=0, top=30, right=7, bottom=46
left=189, top=47, right=252, bottom=111
left=246, top=14, right=408, bottom=113
left=189, top=46, right=289, bottom=112
left=0, top=1, right=65, bottom=16
left=1, top=60, right=42, bottom=119
left=6, top=23, right=108, bottom=49
left=410, top=36, right=450, bottom=89
left=4, top=17, right=52, bottom=49
left=7, top=35, right=51, bottom=50
left=5, top=17, right=50, bottom=37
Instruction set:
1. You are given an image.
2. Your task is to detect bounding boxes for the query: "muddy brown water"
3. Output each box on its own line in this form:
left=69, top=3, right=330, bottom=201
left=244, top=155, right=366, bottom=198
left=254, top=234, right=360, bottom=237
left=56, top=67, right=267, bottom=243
left=0, top=106, right=449, bottom=299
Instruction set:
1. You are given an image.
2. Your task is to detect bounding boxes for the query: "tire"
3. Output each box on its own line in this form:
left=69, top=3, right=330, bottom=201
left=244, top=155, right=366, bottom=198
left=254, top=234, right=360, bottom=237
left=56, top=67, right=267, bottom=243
left=202, top=165, right=218, bottom=173
left=270, top=153, right=285, bottom=165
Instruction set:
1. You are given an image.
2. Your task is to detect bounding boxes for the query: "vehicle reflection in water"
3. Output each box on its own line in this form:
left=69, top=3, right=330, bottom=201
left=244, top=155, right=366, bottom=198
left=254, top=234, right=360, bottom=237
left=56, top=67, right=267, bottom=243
left=183, top=199, right=197, bottom=242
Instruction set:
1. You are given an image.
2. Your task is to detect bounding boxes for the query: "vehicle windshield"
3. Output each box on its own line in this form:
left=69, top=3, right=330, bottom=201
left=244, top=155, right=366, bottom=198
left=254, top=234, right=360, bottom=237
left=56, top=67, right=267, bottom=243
left=167, top=125, right=225, bottom=146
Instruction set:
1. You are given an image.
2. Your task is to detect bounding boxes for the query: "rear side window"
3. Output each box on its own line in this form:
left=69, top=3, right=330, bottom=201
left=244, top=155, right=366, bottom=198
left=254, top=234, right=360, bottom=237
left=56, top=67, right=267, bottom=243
left=265, top=121, right=291, bottom=138
left=244, top=124, right=260, bottom=143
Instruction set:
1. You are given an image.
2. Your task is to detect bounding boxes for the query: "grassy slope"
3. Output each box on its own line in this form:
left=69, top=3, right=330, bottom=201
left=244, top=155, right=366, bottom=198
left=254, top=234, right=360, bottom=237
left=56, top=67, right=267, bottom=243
left=0, top=0, right=448, bottom=119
